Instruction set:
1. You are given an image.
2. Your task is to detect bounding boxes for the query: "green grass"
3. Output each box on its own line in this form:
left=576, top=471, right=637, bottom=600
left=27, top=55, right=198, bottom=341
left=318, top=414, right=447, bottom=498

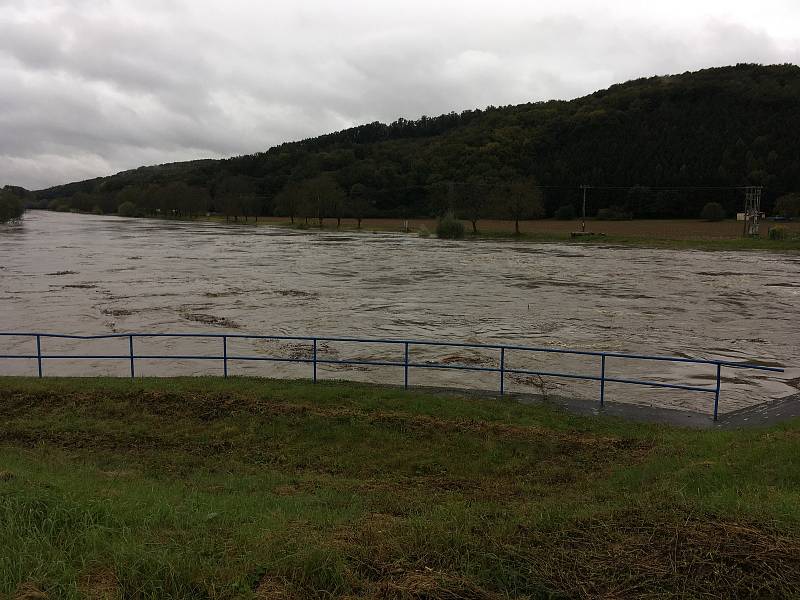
left=1, top=377, right=799, bottom=599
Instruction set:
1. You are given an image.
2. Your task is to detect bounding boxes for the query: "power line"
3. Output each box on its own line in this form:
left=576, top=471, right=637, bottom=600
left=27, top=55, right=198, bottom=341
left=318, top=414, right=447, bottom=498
left=573, top=185, right=754, bottom=191
left=417, top=181, right=756, bottom=192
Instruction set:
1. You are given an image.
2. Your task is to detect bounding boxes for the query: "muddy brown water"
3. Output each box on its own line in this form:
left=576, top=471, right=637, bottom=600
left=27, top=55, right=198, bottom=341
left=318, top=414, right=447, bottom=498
left=1, top=211, right=798, bottom=414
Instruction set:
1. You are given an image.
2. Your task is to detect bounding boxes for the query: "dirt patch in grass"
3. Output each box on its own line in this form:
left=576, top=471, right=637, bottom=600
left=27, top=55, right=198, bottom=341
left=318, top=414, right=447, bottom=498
left=253, top=577, right=301, bottom=599
left=370, top=570, right=503, bottom=599
left=331, top=513, right=509, bottom=598
left=335, top=510, right=800, bottom=599
left=0, top=428, right=199, bottom=454
left=13, top=583, right=48, bottom=600
left=273, top=481, right=320, bottom=497
left=79, top=569, right=120, bottom=600
left=520, top=513, right=800, bottom=599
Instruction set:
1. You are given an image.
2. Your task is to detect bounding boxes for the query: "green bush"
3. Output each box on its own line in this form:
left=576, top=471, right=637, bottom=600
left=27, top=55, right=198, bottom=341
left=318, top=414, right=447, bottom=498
left=0, top=193, right=24, bottom=223
left=436, top=212, right=465, bottom=239
left=774, top=193, right=800, bottom=218
left=47, top=198, right=69, bottom=212
left=117, top=201, right=139, bottom=217
left=700, top=202, right=726, bottom=221
left=554, top=205, right=576, bottom=220
left=768, top=226, right=788, bottom=240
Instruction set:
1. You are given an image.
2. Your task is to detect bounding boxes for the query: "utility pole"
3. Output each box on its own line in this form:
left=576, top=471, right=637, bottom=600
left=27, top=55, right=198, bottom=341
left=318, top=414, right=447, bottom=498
left=743, top=186, right=763, bottom=237
left=580, top=185, right=589, bottom=232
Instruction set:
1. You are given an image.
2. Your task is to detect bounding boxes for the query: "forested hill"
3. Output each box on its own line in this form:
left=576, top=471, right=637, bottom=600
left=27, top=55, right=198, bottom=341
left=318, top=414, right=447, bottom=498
left=34, top=63, right=800, bottom=219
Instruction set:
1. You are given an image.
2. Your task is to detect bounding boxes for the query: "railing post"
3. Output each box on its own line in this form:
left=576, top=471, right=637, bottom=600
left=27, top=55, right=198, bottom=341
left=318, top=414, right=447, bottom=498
left=404, top=342, right=409, bottom=389
left=128, top=335, right=135, bottom=378
left=312, top=338, right=317, bottom=383
left=499, top=347, right=505, bottom=395
left=223, top=335, right=228, bottom=378
left=713, top=363, right=721, bottom=422
left=600, top=354, right=606, bottom=407
left=36, top=335, right=42, bottom=378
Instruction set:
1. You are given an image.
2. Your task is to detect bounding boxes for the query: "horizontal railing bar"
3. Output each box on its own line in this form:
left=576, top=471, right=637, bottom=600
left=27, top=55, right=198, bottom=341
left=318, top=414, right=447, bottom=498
left=719, top=362, right=784, bottom=372
left=31, top=355, right=134, bottom=360
left=231, top=357, right=492, bottom=370
left=5, top=353, right=721, bottom=394
left=222, top=356, right=313, bottom=363
left=502, top=368, right=716, bottom=392
left=601, top=376, right=716, bottom=393
left=599, top=352, right=784, bottom=372
left=317, top=358, right=405, bottom=368
left=0, top=333, right=136, bottom=340
left=0, top=332, right=786, bottom=374
left=407, top=361, right=501, bottom=373
left=129, top=354, right=228, bottom=360
left=505, top=367, right=602, bottom=382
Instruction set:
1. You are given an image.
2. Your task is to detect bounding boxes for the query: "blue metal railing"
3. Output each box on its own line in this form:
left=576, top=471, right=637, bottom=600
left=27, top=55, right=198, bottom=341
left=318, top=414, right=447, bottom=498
left=0, top=332, right=786, bottom=421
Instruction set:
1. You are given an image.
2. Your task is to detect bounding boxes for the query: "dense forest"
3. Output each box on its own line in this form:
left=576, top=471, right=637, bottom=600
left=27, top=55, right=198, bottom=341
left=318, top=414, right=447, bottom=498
left=23, top=64, right=800, bottom=222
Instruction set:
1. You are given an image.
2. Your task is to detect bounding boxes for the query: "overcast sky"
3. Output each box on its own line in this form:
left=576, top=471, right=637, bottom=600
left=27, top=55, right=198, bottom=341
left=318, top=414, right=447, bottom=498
left=1, top=0, right=799, bottom=190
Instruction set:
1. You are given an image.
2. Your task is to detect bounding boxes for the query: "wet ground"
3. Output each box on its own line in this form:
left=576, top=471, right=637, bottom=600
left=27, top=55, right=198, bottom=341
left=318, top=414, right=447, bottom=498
left=1, top=211, right=798, bottom=415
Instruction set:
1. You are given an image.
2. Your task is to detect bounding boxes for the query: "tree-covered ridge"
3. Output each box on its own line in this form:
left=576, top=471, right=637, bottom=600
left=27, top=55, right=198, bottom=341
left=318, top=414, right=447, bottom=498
left=30, top=64, right=800, bottom=220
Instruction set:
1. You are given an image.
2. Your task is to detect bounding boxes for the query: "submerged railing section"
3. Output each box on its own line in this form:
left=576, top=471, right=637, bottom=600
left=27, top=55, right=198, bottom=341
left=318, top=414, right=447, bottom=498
left=0, top=332, right=785, bottom=421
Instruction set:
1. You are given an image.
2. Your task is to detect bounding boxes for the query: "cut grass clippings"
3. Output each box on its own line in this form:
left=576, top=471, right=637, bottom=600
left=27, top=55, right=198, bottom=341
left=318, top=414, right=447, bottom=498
left=1, top=376, right=799, bottom=599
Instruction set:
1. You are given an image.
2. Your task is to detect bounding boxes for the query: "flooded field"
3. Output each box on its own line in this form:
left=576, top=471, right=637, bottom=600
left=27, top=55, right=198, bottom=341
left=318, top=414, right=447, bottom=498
left=1, top=211, right=798, bottom=414
left=248, top=215, right=800, bottom=239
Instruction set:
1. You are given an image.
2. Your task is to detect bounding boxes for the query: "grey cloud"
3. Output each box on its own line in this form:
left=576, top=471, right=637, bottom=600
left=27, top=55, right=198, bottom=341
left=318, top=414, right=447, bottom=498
left=0, top=0, right=798, bottom=189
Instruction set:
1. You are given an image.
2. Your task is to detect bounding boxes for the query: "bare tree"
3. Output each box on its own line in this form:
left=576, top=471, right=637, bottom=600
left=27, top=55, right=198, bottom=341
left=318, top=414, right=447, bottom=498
left=217, top=175, right=255, bottom=222
left=305, top=173, right=346, bottom=228
left=501, top=178, right=544, bottom=234
left=348, top=183, right=372, bottom=229
left=455, top=177, right=489, bottom=234
left=274, top=184, right=301, bottom=224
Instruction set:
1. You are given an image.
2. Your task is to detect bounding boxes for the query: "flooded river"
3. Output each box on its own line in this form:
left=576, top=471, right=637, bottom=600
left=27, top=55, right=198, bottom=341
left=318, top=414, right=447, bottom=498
left=1, top=211, right=798, bottom=414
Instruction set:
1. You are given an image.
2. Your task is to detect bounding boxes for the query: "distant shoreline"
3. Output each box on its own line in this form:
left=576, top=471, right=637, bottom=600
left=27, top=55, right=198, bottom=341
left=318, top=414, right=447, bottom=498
left=33, top=210, right=800, bottom=253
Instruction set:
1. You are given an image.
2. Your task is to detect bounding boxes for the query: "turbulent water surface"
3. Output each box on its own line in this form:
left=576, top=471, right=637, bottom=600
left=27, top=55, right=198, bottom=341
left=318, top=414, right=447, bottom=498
left=1, top=211, right=798, bottom=414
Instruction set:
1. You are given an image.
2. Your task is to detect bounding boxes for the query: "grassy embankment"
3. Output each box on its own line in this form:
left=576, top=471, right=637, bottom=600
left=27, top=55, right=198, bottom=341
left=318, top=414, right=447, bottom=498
left=1, top=377, right=799, bottom=599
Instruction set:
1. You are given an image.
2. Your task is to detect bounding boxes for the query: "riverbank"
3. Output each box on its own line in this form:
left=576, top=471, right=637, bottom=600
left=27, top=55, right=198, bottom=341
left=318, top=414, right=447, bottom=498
left=31, top=210, right=800, bottom=251
left=2, top=377, right=798, bottom=598
left=270, top=217, right=800, bottom=252
left=130, top=213, right=800, bottom=252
